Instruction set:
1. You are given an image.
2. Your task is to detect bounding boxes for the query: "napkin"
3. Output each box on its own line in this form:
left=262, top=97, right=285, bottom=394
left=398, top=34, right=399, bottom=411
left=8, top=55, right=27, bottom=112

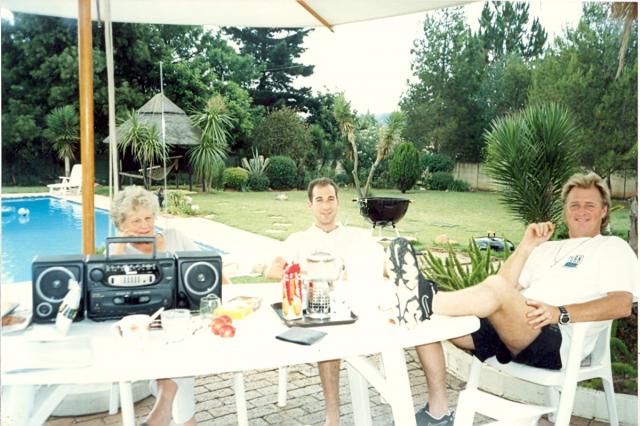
left=275, top=327, right=327, bottom=345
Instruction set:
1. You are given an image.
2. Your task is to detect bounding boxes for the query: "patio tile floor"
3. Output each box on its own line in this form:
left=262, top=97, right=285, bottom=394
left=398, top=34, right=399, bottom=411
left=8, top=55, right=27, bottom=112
left=44, top=348, right=608, bottom=426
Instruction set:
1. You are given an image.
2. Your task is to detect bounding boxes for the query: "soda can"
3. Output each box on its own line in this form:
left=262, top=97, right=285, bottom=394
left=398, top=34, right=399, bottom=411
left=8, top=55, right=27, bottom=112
left=282, top=263, right=303, bottom=320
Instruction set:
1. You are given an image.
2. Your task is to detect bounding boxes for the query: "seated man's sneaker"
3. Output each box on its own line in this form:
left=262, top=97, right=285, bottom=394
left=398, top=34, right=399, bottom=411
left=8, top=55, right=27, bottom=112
left=415, top=404, right=454, bottom=426
left=386, top=238, right=438, bottom=329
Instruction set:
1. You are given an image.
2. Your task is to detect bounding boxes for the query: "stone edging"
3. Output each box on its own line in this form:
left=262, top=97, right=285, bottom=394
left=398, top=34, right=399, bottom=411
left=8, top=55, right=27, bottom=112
left=443, top=341, right=638, bottom=425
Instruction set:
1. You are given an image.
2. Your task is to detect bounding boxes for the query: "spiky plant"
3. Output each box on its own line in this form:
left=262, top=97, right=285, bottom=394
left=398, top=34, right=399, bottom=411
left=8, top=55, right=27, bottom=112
left=119, top=110, right=167, bottom=188
left=45, top=105, right=79, bottom=177
left=484, top=103, right=579, bottom=225
left=189, top=95, right=232, bottom=192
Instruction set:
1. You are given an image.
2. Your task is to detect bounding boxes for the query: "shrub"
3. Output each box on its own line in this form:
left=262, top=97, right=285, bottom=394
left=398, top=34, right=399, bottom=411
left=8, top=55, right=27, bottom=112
left=447, top=179, right=470, bottom=192
left=334, top=172, right=350, bottom=187
left=421, top=240, right=510, bottom=291
left=166, top=191, right=198, bottom=216
left=247, top=173, right=270, bottom=191
left=223, top=167, right=248, bottom=190
left=427, top=171, right=455, bottom=191
left=266, top=155, right=297, bottom=190
left=296, top=167, right=311, bottom=190
left=389, top=142, right=421, bottom=193
left=422, top=153, right=454, bottom=173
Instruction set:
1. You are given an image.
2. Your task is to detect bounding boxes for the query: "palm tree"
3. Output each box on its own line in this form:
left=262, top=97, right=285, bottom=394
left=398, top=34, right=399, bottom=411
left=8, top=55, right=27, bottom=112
left=332, top=93, right=362, bottom=198
left=363, top=111, right=405, bottom=197
left=45, top=105, right=79, bottom=177
left=189, top=95, right=232, bottom=192
left=611, top=3, right=637, bottom=79
left=119, top=110, right=167, bottom=189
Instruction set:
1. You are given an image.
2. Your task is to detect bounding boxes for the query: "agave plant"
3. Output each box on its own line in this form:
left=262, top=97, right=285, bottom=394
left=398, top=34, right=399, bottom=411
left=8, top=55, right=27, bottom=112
left=45, top=105, right=79, bottom=177
left=119, top=110, right=167, bottom=188
left=484, top=102, right=579, bottom=226
left=241, top=149, right=269, bottom=175
left=189, top=95, right=233, bottom=192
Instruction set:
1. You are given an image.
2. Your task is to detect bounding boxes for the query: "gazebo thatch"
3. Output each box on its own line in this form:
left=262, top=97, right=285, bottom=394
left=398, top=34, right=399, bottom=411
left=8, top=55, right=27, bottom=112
left=103, top=93, right=201, bottom=146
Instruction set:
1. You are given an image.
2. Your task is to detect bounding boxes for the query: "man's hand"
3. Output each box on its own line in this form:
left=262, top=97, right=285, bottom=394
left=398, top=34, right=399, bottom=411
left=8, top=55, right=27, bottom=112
left=520, top=222, right=555, bottom=252
left=525, top=299, right=559, bottom=330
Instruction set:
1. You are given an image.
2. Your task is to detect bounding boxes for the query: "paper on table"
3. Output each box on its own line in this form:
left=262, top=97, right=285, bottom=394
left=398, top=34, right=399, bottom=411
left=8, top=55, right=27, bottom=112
left=1, top=302, right=19, bottom=318
left=1, top=336, right=93, bottom=373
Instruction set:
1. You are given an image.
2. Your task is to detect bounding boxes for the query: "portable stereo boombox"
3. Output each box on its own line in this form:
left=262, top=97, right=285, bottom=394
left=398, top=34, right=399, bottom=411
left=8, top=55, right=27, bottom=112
left=32, top=236, right=222, bottom=323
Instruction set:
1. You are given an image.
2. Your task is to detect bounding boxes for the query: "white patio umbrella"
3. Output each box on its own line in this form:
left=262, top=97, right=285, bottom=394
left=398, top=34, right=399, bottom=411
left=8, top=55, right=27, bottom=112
left=1, top=0, right=477, bottom=254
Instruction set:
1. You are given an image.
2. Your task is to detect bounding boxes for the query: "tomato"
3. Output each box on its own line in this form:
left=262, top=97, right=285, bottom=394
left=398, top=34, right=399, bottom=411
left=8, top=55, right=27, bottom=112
left=219, top=324, right=236, bottom=338
left=210, top=318, right=226, bottom=335
left=215, top=314, right=232, bottom=325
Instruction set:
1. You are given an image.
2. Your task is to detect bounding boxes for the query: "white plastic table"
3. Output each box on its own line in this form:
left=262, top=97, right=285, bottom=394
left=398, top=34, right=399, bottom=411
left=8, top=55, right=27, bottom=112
left=1, top=282, right=479, bottom=426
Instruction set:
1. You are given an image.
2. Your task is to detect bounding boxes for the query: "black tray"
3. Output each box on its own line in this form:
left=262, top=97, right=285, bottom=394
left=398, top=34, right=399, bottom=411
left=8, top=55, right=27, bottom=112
left=271, top=302, right=358, bottom=327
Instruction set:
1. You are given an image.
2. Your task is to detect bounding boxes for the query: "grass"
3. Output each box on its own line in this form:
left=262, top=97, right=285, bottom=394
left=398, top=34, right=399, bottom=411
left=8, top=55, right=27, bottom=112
left=2, top=185, right=632, bottom=249
left=186, top=187, right=631, bottom=250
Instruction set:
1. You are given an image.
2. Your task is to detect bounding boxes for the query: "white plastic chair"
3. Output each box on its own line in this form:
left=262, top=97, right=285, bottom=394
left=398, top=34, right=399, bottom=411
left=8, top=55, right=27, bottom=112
left=48, top=164, right=82, bottom=195
left=457, top=321, right=618, bottom=426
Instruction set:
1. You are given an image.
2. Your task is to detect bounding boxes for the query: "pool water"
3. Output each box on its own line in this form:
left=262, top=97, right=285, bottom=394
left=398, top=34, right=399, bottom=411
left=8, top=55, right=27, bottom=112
left=1, top=197, right=115, bottom=283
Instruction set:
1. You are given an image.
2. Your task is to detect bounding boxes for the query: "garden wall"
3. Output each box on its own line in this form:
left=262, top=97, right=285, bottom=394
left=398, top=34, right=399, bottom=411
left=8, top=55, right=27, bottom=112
left=454, top=162, right=638, bottom=199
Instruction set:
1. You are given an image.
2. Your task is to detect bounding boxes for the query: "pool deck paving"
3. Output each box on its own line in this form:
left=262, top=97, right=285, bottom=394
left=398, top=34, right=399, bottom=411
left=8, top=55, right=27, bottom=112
left=4, top=193, right=609, bottom=426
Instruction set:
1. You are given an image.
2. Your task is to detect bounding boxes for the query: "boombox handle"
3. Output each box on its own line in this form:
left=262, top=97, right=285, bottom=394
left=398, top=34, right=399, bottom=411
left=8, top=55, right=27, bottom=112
left=105, top=236, right=157, bottom=260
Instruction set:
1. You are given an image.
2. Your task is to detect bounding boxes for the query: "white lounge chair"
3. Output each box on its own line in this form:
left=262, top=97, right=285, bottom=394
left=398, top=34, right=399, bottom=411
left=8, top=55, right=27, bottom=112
left=48, top=164, right=82, bottom=195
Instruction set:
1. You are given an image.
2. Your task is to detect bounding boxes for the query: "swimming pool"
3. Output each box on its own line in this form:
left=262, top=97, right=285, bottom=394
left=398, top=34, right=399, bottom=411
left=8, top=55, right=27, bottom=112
left=1, top=196, right=225, bottom=284
left=1, top=197, right=116, bottom=283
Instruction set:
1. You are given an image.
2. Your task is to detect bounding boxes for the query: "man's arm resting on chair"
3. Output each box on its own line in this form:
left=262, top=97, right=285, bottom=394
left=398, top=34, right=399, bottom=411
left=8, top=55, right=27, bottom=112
left=525, top=291, right=633, bottom=330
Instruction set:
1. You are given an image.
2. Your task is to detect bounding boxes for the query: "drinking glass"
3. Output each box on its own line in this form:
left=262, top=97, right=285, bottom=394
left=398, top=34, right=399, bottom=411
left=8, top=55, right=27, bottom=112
left=199, top=294, right=221, bottom=326
left=161, top=309, right=192, bottom=343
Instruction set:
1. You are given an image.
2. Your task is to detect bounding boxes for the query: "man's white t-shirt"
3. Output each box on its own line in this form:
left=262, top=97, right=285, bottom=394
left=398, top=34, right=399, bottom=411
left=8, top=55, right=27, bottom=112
left=282, top=224, right=386, bottom=281
left=519, top=235, right=638, bottom=364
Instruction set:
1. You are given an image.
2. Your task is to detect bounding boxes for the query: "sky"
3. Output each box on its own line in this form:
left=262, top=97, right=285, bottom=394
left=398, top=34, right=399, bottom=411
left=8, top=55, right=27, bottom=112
left=297, top=1, right=585, bottom=116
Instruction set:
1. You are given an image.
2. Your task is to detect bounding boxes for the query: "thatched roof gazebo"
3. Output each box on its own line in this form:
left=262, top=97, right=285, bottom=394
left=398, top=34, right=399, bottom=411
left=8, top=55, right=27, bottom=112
left=105, top=93, right=201, bottom=189
left=103, top=92, right=201, bottom=147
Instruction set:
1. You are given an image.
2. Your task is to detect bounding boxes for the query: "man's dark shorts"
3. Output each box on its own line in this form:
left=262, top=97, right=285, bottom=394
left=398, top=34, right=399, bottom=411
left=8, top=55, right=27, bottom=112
left=471, top=318, right=563, bottom=370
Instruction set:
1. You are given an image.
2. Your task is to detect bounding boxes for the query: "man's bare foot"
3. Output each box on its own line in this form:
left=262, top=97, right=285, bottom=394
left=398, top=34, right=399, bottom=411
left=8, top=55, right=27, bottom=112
left=145, top=379, right=177, bottom=426
left=323, top=417, right=340, bottom=426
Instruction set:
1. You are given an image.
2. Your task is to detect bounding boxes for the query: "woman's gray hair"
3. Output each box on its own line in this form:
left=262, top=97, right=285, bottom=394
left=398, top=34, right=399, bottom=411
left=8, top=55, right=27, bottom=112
left=561, top=172, right=611, bottom=231
left=110, top=186, right=160, bottom=228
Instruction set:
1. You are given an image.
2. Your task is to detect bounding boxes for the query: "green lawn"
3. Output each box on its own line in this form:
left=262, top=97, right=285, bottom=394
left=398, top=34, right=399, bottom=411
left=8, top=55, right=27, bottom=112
left=3, top=185, right=631, bottom=249
left=187, top=188, right=631, bottom=249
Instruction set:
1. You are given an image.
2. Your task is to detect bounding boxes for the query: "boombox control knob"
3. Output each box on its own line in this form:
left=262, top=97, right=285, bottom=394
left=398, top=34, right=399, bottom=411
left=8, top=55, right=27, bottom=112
left=90, top=268, right=105, bottom=282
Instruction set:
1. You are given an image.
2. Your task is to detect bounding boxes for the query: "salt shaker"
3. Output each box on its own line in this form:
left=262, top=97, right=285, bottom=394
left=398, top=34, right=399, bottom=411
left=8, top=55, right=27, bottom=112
left=56, top=279, right=81, bottom=336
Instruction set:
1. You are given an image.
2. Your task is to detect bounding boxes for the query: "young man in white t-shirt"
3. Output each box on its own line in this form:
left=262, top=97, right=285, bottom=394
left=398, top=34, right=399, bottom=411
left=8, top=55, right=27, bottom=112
left=268, top=178, right=453, bottom=426
left=395, top=173, right=637, bottom=414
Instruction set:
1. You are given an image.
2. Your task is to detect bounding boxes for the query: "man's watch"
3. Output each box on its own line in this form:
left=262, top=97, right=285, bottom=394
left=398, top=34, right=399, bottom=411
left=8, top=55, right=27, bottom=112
left=558, top=306, right=571, bottom=325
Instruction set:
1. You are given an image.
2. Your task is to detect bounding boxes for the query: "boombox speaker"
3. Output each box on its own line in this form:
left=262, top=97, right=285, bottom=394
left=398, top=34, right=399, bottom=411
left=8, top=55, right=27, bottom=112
left=32, top=254, right=85, bottom=323
left=175, top=251, right=222, bottom=310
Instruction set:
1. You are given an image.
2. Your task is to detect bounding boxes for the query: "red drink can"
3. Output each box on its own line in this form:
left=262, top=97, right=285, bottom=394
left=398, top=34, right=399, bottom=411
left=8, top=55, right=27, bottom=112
left=282, top=263, right=302, bottom=320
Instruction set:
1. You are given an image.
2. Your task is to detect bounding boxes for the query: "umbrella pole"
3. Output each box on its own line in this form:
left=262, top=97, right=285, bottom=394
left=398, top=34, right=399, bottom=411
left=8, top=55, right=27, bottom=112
left=79, top=0, right=95, bottom=255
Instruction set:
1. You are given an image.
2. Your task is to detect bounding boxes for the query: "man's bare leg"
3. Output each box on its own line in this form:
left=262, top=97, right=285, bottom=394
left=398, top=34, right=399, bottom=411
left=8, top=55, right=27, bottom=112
left=433, top=275, right=541, bottom=353
left=319, top=359, right=341, bottom=426
left=415, top=342, right=448, bottom=417
left=145, top=379, right=177, bottom=426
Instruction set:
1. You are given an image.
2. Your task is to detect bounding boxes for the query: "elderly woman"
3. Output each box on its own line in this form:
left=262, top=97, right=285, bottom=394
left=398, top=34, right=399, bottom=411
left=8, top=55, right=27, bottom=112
left=110, top=186, right=228, bottom=426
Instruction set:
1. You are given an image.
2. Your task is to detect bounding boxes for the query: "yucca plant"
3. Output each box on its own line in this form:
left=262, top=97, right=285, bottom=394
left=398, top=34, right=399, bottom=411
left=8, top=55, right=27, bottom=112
left=189, top=95, right=232, bottom=192
left=484, top=103, right=579, bottom=226
left=45, top=105, right=79, bottom=177
left=363, top=111, right=405, bottom=197
left=333, top=93, right=362, bottom=198
left=119, top=110, right=167, bottom=188
left=420, top=240, right=510, bottom=291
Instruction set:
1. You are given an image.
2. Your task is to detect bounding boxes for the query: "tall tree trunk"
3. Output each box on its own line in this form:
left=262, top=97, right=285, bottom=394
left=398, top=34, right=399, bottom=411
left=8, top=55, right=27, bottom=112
left=348, top=130, right=363, bottom=199
left=64, top=156, right=71, bottom=177
left=363, top=157, right=382, bottom=198
left=630, top=196, right=638, bottom=255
